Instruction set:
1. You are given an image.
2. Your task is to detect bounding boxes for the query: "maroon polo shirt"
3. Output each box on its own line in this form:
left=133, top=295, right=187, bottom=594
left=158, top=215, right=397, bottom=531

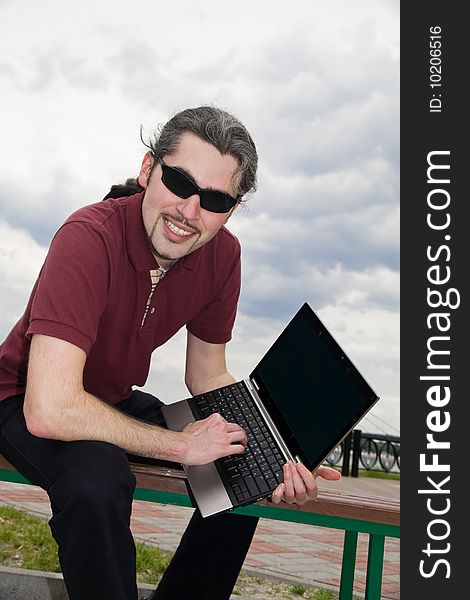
left=0, top=193, right=241, bottom=405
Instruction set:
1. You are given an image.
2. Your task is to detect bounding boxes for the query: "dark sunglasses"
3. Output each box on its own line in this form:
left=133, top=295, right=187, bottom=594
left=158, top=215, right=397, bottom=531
left=158, top=158, right=240, bottom=214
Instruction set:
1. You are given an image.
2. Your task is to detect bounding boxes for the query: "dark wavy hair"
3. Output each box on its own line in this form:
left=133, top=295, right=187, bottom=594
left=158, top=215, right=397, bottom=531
left=103, top=106, right=258, bottom=201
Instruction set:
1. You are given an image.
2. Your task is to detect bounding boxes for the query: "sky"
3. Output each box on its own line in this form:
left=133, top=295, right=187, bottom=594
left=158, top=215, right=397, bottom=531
left=0, top=0, right=399, bottom=435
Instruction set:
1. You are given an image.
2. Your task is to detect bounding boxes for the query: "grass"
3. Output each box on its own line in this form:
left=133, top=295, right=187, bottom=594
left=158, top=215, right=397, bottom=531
left=0, top=504, right=357, bottom=599
left=291, top=587, right=337, bottom=599
left=232, top=572, right=345, bottom=599
left=135, top=539, right=172, bottom=584
left=358, top=469, right=400, bottom=480
left=0, top=504, right=171, bottom=581
left=0, top=505, right=61, bottom=572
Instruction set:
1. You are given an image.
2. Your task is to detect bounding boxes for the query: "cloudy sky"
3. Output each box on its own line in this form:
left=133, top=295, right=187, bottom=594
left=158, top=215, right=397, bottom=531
left=0, top=0, right=399, bottom=434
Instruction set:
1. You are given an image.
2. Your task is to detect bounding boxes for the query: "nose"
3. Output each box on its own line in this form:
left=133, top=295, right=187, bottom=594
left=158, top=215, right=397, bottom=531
left=177, top=193, right=201, bottom=221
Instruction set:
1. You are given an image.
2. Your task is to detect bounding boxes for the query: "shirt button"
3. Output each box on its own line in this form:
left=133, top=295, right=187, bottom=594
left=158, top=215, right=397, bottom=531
left=150, top=307, right=156, bottom=314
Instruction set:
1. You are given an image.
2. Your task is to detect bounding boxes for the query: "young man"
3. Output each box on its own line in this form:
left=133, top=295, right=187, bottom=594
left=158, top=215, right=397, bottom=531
left=0, top=106, right=339, bottom=600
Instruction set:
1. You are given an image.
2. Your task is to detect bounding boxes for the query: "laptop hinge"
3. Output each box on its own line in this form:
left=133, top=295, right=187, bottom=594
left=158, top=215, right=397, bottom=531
left=245, top=378, right=296, bottom=464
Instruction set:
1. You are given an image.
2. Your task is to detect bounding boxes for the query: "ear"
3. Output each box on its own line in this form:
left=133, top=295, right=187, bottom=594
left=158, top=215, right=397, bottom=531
left=138, top=152, right=155, bottom=188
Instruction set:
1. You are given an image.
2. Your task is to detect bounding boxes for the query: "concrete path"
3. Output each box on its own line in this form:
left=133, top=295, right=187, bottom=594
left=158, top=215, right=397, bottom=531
left=0, top=476, right=399, bottom=599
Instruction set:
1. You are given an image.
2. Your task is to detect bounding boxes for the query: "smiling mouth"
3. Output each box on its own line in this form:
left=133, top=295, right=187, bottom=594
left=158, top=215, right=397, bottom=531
left=164, top=217, right=198, bottom=238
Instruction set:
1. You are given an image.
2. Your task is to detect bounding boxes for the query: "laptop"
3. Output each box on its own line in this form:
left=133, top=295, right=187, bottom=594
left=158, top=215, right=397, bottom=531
left=161, top=302, right=379, bottom=517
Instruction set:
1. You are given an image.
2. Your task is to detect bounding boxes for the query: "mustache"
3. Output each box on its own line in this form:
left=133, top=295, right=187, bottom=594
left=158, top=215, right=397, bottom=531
left=162, top=212, right=202, bottom=235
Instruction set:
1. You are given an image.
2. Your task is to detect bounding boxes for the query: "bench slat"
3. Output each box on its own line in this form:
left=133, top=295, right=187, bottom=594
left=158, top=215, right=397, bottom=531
left=0, top=454, right=399, bottom=527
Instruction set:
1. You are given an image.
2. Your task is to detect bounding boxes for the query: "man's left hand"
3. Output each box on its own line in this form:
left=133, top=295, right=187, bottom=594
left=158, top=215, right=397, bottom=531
left=271, top=462, right=341, bottom=505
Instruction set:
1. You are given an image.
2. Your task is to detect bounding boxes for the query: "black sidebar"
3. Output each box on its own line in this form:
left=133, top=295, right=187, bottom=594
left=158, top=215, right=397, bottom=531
left=401, top=3, right=467, bottom=597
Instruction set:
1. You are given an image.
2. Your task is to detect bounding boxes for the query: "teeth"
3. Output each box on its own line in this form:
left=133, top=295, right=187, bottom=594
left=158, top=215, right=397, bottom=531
left=166, top=219, right=193, bottom=237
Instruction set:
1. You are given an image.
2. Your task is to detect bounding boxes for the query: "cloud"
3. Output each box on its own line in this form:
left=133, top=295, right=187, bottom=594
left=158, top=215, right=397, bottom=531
left=138, top=298, right=399, bottom=434
left=0, top=171, right=89, bottom=246
left=240, top=261, right=399, bottom=316
left=0, top=0, right=399, bottom=432
left=228, top=306, right=399, bottom=434
left=231, top=201, right=399, bottom=279
left=0, top=221, right=47, bottom=339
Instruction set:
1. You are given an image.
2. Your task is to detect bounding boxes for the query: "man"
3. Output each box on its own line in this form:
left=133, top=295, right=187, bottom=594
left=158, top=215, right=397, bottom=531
left=0, top=106, right=339, bottom=600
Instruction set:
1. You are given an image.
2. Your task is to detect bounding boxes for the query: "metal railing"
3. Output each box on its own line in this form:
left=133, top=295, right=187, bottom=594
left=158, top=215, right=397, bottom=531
left=325, top=430, right=400, bottom=477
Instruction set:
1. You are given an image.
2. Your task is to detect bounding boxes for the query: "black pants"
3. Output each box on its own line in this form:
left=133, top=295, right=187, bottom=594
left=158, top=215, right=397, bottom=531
left=0, top=391, right=259, bottom=600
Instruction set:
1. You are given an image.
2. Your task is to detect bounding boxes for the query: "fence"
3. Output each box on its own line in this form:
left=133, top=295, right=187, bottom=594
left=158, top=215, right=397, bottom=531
left=325, top=431, right=400, bottom=477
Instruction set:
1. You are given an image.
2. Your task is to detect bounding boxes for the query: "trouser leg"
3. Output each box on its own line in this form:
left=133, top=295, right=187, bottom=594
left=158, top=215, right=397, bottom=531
left=0, top=396, right=138, bottom=600
left=153, top=509, right=259, bottom=600
left=0, top=391, right=260, bottom=600
left=120, top=391, right=260, bottom=600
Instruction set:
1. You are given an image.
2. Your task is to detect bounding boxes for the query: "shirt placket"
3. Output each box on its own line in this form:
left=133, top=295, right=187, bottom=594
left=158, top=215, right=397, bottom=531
left=140, top=267, right=166, bottom=330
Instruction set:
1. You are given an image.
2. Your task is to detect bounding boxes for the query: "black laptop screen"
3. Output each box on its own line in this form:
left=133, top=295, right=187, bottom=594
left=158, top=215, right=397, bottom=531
left=250, top=304, right=379, bottom=471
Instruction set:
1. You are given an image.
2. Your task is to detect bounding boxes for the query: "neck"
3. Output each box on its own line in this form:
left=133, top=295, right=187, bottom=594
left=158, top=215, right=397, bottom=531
left=154, top=255, right=177, bottom=272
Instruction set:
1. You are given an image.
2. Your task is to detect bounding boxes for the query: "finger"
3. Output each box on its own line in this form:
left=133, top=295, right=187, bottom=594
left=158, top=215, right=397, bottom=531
left=282, top=462, right=296, bottom=502
left=296, top=463, right=319, bottom=500
left=222, top=443, right=246, bottom=456
left=314, top=465, right=341, bottom=481
left=207, top=412, right=225, bottom=424
left=225, top=421, right=246, bottom=434
left=271, top=483, right=285, bottom=504
left=227, top=430, right=248, bottom=447
left=225, top=422, right=248, bottom=445
left=289, top=462, right=308, bottom=504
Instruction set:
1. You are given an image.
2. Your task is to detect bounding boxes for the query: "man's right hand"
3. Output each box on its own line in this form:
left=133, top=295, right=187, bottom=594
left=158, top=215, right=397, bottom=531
left=180, top=413, right=247, bottom=466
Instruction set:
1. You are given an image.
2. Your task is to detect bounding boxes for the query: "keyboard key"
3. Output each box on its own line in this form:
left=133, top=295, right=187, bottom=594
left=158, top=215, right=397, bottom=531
left=254, top=476, right=270, bottom=494
left=244, top=476, right=259, bottom=497
left=260, top=464, right=272, bottom=476
left=194, top=383, right=287, bottom=502
left=229, top=474, right=244, bottom=488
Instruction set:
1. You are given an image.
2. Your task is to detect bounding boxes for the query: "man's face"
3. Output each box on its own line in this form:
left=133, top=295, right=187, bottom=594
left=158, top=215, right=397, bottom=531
left=140, top=132, right=239, bottom=269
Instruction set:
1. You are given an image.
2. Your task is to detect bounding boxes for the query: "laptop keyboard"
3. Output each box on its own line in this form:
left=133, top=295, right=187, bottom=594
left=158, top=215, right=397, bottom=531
left=192, top=382, right=285, bottom=504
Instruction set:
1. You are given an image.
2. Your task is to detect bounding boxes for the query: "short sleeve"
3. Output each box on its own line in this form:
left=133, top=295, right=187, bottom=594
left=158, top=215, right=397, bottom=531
left=187, top=233, right=241, bottom=344
left=26, top=221, right=110, bottom=355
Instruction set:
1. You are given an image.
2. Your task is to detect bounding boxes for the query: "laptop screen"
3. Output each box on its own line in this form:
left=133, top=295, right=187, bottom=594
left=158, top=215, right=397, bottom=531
left=250, top=303, right=379, bottom=471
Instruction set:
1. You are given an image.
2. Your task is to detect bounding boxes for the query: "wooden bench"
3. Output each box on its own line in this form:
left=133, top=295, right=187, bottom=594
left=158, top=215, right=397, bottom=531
left=0, top=454, right=400, bottom=600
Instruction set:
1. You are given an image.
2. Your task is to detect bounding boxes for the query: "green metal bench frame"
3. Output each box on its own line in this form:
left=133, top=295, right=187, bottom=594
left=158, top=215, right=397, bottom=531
left=0, top=460, right=399, bottom=600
